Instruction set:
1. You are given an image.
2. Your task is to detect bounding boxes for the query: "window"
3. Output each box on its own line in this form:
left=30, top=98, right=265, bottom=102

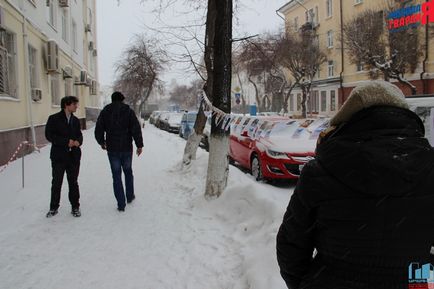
left=72, top=20, right=77, bottom=52
left=48, top=0, right=57, bottom=28
left=330, top=90, right=336, bottom=111
left=88, top=7, right=93, bottom=26
left=61, top=8, right=69, bottom=42
left=28, top=45, right=38, bottom=89
left=289, top=94, right=294, bottom=111
left=294, top=17, right=298, bottom=31
left=296, top=93, right=302, bottom=111
left=305, top=7, right=319, bottom=25
left=64, top=78, right=73, bottom=96
left=328, top=60, right=334, bottom=77
left=326, top=0, right=333, bottom=17
left=321, top=91, right=327, bottom=112
left=309, top=91, right=319, bottom=114
left=75, top=81, right=80, bottom=98
left=51, top=74, right=60, bottom=105
left=0, top=30, right=17, bottom=97
left=355, top=0, right=363, bottom=4
left=356, top=61, right=364, bottom=72
left=327, top=30, right=334, bottom=48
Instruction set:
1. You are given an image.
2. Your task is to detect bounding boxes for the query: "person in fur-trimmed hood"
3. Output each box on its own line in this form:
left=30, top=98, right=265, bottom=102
left=276, top=80, right=434, bottom=289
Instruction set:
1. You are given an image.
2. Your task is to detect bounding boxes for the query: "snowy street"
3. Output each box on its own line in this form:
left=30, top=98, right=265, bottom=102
left=0, top=124, right=293, bottom=289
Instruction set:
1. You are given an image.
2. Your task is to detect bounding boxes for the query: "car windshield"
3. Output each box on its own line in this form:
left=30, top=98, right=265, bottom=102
left=268, top=121, right=299, bottom=137
left=187, top=114, right=197, bottom=122
left=169, top=114, right=183, bottom=123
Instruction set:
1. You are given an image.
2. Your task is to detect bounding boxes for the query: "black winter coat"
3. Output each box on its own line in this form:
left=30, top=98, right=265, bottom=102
left=45, top=110, right=83, bottom=162
left=94, top=102, right=143, bottom=152
left=277, top=106, right=434, bottom=289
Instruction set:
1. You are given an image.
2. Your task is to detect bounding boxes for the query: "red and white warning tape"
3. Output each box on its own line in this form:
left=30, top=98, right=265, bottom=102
left=0, top=141, right=40, bottom=174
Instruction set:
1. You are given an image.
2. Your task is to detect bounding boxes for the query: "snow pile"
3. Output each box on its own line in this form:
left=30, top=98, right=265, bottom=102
left=0, top=124, right=292, bottom=289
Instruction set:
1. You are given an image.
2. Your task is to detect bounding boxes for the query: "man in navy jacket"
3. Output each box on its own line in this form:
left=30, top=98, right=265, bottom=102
left=45, top=96, right=83, bottom=218
left=95, top=91, right=143, bottom=212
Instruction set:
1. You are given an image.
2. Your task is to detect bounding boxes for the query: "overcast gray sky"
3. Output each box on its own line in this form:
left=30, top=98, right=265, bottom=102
left=97, top=0, right=288, bottom=88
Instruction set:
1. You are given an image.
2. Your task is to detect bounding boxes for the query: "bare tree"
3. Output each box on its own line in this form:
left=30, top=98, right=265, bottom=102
left=235, top=34, right=295, bottom=113
left=169, top=79, right=203, bottom=109
left=343, top=8, right=423, bottom=95
left=203, top=0, right=232, bottom=199
left=114, top=35, right=166, bottom=115
left=277, top=28, right=326, bottom=118
left=117, top=0, right=233, bottom=199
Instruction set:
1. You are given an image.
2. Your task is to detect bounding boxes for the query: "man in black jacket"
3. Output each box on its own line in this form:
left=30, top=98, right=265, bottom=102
left=45, top=96, right=83, bottom=218
left=95, top=91, right=143, bottom=212
left=276, top=81, right=434, bottom=289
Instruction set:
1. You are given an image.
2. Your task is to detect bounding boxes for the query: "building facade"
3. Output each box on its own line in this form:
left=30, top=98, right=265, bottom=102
left=0, top=0, right=99, bottom=165
left=277, top=0, right=434, bottom=117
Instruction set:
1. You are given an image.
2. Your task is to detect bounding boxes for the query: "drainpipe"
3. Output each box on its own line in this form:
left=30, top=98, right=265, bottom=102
left=276, top=10, right=285, bottom=21
left=339, top=0, right=345, bottom=105
left=420, top=0, right=429, bottom=94
left=22, top=13, right=37, bottom=149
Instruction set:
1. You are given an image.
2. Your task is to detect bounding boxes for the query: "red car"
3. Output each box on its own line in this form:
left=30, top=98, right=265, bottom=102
left=229, top=116, right=329, bottom=181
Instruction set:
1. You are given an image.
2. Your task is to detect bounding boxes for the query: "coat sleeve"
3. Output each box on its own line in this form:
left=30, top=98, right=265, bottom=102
left=45, top=115, right=68, bottom=147
left=75, top=118, right=83, bottom=145
left=129, top=109, right=143, bottom=148
left=276, top=164, right=317, bottom=289
left=94, top=110, right=106, bottom=146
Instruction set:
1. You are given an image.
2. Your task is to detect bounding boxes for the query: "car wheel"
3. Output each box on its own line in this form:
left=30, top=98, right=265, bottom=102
left=251, top=155, right=263, bottom=181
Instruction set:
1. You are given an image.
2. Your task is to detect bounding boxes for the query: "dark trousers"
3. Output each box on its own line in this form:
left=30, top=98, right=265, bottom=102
left=50, top=160, right=80, bottom=210
left=108, top=151, right=134, bottom=209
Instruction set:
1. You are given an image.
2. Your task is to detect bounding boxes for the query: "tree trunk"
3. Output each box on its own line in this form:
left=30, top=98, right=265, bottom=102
left=205, top=0, right=232, bottom=199
left=236, top=70, right=247, bottom=114
left=182, top=101, right=207, bottom=166
left=248, top=74, right=260, bottom=108
left=301, top=88, right=307, bottom=118
left=397, top=74, right=417, bottom=95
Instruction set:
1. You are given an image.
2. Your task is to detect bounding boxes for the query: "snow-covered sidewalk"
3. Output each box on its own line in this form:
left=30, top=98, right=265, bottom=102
left=0, top=124, right=293, bottom=289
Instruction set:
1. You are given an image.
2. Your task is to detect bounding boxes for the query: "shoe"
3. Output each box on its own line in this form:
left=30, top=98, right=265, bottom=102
left=46, top=209, right=58, bottom=218
left=117, top=207, right=125, bottom=212
left=71, top=208, right=81, bottom=217
left=127, top=196, right=135, bottom=204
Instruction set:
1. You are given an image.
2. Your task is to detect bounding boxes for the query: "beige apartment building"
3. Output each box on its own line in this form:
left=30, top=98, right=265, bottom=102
left=0, top=0, right=99, bottom=165
left=277, top=0, right=434, bottom=117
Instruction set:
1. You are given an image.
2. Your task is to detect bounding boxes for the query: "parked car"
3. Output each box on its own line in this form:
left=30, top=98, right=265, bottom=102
left=160, top=112, right=183, bottom=133
left=229, top=116, right=329, bottom=181
left=150, top=111, right=166, bottom=125
left=156, top=112, right=170, bottom=129
left=179, top=111, right=197, bottom=139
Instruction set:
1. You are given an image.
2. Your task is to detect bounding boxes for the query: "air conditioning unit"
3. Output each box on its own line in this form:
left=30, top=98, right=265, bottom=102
left=46, top=40, right=59, bottom=72
left=58, top=0, right=69, bottom=7
left=92, top=49, right=98, bottom=57
left=85, top=24, right=91, bottom=33
left=79, top=70, right=87, bottom=84
left=85, top=76, right=92, bottom=87
left=88, top=41, right=94, bottom=51
left=90, top=80, right=97, bottom=95
left=31, top=88, right=42, bottom=101
left=63, top=66, right=73, bottom=79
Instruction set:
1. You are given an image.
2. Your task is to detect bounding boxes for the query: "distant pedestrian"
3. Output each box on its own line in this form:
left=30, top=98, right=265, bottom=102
left=95, top=91, right=143, bottom=212
left=276, top=81, right=434, bottom=289
left=45, top=96, right=83, bottom=218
